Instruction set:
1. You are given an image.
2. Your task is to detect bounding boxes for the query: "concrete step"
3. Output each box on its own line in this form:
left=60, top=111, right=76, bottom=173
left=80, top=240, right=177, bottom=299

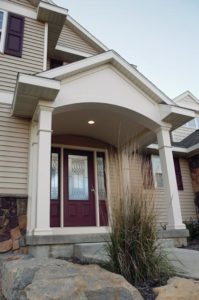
left=158, top=238, right=175, bottom=248
left=74, top=242, right=109, bottom=263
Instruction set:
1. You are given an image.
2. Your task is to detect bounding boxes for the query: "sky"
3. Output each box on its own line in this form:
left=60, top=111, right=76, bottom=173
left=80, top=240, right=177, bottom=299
left=55, top=0, right=199, bottom=100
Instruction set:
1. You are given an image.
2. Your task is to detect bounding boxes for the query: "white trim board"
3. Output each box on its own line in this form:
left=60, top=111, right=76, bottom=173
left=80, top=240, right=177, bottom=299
left=56, top=45, right=92, bottom=58
left=43, top=23, right=48, bottom=71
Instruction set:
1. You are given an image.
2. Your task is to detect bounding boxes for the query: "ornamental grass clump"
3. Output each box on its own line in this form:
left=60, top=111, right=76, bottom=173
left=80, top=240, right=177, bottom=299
left=106, top=145, right=175, bottom=286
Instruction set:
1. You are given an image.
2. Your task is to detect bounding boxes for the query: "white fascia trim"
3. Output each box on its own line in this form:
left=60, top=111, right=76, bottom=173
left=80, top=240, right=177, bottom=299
left=188, top=143, right=199, bottom=154
left=37, top=1, right=68, bottom=16
left=55, top=45, right=92, bottom=58
left=43, top=23, right=48, bottom=71
left=38, top=50, right=173, bottom=105
left=67, top=15, right=108, bottom=52
left=0, top=0, right=37, bottom=19
left=0, top=91, right=14, bottom=105
left=18, top=74, right=60, bottom=90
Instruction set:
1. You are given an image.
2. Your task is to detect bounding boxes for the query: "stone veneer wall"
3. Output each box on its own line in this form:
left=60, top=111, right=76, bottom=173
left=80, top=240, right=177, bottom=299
left=189, top=155, right=199, bottom=219
left=0, top=196, right=27, bottom=253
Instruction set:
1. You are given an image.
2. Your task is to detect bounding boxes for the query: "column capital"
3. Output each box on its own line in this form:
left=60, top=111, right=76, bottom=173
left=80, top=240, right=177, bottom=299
left=33, top=103, right=54, bottom=121
left=154, top=123, right=172, bottom=135
left=156, top=124, right=172, bottom=150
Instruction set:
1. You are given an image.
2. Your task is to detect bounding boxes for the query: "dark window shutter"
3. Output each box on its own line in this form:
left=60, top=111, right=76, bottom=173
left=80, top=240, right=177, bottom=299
left=4, top=13, right=24, bottom=57
left=174, top=157, right=184, bottom=190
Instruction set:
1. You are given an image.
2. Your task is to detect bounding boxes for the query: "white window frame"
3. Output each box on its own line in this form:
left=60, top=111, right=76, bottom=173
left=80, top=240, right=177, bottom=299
left=151, top=155, right=164, bottom=188
left=185, top=118, right=199, bottom=129
left=0, top=10, right=8, bottom=53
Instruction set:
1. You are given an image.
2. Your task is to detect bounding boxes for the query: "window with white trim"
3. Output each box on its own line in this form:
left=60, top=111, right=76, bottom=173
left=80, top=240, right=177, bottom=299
left=0, top=10, right=8, bottom=53
left=185, top=118, right=199, bottom=129
left=151, top=154, right=183, bottom=190
left=151, top=155, right=163, bottom=188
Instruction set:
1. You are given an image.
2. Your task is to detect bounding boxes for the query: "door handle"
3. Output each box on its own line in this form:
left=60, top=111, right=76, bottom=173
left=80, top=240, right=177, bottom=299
left=91, top=187, right=95, bottom=192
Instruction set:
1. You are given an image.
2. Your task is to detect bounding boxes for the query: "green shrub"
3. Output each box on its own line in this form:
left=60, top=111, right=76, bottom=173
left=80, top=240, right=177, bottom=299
left=105, top=147, right=175, bottom=286
left=184, top=218, right=199, bottom=241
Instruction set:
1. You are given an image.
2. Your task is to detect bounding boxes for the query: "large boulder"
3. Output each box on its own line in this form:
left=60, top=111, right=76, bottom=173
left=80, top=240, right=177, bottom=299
left=154, top=277, right=199, bottom=300
left=1, top=256, right=143, bottom=300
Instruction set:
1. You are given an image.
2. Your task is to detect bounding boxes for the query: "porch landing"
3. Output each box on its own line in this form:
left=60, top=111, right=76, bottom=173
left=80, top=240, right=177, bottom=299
left=25, top=229, right=189, bottom=260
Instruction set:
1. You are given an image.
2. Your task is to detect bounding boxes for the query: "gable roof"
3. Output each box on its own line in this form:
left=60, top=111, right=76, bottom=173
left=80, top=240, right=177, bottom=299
left=174, top=90, right=199, bottom=103
left=38, top=50, right=173, bottom=105
left=173, top=91, right=199, bottom=111
left=30, top=0, right=108, bottom=53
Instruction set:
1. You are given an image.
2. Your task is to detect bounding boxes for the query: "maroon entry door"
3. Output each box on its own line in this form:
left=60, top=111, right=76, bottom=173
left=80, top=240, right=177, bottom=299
left=64, top=149, right=96, bottom=226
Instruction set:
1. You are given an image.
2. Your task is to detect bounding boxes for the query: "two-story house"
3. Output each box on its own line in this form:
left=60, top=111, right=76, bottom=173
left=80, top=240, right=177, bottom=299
left=0, top=0, right=199, bottom=256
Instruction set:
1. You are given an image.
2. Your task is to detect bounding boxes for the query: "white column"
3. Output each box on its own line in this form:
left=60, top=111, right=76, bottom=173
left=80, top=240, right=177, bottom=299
left=33, top=105, right=54, bottom=235
left=156, top=126, right=186, bottom=230
left=27, top=121, right=38, bottom=235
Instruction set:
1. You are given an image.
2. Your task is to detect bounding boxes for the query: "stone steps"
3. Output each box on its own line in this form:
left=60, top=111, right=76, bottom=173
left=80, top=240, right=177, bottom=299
left=74, top=242, right=109, bottom=263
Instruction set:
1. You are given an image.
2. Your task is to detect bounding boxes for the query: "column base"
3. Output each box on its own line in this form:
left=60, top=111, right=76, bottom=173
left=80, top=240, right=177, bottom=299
left=166, top=224, right=186, bottom=230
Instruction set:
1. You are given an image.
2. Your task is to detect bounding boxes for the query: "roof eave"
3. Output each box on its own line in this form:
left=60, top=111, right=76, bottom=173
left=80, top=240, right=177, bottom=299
left=12, top=74, right=60, bottom=118
left=160, top=104, right=196, bottom=130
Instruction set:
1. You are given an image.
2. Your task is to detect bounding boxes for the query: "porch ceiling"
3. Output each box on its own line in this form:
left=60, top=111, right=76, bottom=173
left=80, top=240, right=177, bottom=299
left=52, top=104, right=151, bottom=147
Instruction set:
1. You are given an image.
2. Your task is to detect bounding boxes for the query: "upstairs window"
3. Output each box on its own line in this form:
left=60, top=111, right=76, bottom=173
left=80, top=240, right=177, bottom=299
left=0, top=11, right=24, bottom=57
left=185, top=118, right=199, bottom=129
left=0, top=10, right=7, bottom=53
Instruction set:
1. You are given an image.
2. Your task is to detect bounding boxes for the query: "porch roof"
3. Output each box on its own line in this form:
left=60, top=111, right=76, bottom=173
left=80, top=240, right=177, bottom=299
left=38, top=50, right=174, bottom=106
left=12, top=51, right=196, bottom=138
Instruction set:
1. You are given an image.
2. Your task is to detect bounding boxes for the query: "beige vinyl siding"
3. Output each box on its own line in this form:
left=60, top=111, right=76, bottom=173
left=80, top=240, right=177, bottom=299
left=9, top=0, right=36, bottom=10
left=0, top=103, right=30, bottom=195
left=172, top=126, right=195, bottom=142
left=179, top=158, right=197, bottom=221
left=57, top=23, right=99, bottom=56
left=154, top=188, right=167, bottom=225
left=0, top=17, right=44, bottom=93
left=153, top=158, right=197, bottom=225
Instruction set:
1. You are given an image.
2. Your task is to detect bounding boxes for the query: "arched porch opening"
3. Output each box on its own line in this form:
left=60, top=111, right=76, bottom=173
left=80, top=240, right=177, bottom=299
left=50, top=102, right=157, bottom=229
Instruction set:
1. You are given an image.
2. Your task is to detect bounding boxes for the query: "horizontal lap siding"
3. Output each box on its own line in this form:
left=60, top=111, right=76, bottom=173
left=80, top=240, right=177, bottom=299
left=0, top=17, right=44, bottom=93
left=0, top=104, right=30, bottom=195
left=57, top=24, right=99, bottom=55
left=9, top=0, right=36, bottom=10
left=153, top=158, right=197, bottom=225
left=154, top=189, right=167, bottom=225
left=179, top=158, right=197, bottom=221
